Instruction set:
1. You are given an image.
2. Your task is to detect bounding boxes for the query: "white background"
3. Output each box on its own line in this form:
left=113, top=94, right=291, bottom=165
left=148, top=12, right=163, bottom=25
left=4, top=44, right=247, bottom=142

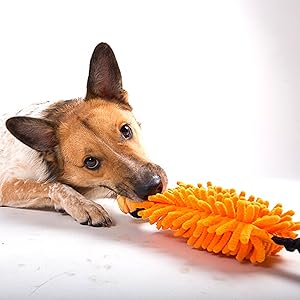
left=0, top=1, right=300, bottom=299
left=0, top=0, right=299, bottom=185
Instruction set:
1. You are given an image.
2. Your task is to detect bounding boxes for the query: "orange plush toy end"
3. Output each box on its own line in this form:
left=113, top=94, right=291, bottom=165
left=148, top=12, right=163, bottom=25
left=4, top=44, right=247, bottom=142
left=117, top=181, right=300, bottom=263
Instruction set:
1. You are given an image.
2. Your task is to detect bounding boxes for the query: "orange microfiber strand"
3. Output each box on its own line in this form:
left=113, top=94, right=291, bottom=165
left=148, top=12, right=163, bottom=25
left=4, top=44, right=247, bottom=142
left=117, top=182, right=300, bottom=263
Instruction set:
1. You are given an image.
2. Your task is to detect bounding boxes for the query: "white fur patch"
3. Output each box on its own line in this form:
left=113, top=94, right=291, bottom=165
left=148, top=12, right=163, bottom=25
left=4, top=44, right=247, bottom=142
left=0, top=101, right=52, bottom=191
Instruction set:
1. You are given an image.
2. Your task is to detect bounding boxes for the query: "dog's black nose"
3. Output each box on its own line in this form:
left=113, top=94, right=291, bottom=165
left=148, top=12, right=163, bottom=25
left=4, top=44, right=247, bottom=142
left=135, top=175, right=163, bottom=200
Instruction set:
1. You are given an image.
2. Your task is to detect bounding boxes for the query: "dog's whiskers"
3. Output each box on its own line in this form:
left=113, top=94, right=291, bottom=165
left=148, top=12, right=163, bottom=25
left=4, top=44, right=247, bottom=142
left=97, top=184, right=118, bottom=199
left=104, top=190, right=115, bottom=199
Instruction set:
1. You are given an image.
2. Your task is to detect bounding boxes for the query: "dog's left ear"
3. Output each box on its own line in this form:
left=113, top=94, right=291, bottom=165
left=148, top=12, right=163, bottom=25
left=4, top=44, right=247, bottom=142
left=6, top=116, right=57, bottom=152
left=86, top=42, right=128, bottom=104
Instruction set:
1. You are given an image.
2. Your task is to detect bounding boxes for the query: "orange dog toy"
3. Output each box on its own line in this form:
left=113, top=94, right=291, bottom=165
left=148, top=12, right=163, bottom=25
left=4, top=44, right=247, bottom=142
left=117, top=181, right=300, bottom=263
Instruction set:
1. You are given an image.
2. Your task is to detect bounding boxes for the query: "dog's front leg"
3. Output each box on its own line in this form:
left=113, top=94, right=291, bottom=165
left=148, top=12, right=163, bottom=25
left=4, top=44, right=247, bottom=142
left=0, top=179, right=112, bottom=226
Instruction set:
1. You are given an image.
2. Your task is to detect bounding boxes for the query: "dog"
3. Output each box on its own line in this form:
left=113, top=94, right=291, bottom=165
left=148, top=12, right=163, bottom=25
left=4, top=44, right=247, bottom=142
left=0, top=42, right=168, bottom=227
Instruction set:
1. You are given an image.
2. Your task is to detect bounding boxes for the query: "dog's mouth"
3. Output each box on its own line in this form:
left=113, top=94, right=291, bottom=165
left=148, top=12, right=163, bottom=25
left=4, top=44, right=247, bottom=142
left=117, top=186, right=146, bottom=202
left=99, top=184, right=145, bottom=202
left=115, top=184, right=148, bottom=202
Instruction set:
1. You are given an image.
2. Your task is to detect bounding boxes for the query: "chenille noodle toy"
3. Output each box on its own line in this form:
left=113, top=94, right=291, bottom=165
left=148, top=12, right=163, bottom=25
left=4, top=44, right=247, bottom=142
left=117, top=181, right=300, bottom=264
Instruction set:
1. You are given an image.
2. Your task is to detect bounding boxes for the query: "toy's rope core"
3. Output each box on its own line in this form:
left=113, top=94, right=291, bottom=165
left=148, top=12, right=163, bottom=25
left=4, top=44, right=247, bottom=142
left=117, top=182, right=300, bottom=264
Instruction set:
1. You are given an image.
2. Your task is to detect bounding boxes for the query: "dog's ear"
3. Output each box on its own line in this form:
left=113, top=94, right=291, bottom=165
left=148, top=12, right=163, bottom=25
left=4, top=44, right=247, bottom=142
left=6, top=117, right=57, bottom=152
left=86, top=42, right=128, bottom=104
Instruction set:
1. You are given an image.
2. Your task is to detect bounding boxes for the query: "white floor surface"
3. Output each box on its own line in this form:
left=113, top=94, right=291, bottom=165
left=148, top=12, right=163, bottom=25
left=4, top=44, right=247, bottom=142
left=1, top=178, right=300, bottom=300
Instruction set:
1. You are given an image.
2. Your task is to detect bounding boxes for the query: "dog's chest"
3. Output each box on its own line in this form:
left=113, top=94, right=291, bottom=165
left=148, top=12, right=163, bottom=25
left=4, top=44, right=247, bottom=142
left=0, top=101, right=52, bottom=184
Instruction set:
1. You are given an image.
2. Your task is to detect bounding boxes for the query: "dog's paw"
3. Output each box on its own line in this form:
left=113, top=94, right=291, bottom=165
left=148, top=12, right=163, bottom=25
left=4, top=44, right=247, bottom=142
left=50, top=184, right=112, bottom=227
left=68, top=201, right=112, bottom=227
left=54, top=203, right=66, bottom=213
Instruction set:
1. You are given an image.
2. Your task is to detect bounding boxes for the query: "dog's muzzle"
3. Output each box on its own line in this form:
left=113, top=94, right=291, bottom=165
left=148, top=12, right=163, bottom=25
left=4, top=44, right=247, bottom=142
left=133, top=163, right=167, bottom=200
left=134, top=174, right=163, bottom=200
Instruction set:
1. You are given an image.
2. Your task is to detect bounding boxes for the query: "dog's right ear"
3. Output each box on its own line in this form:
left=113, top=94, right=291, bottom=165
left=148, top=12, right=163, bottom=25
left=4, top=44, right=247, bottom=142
left=6, top=117, right=57, bottom=152
left=85, top=42, right=128, bottom=104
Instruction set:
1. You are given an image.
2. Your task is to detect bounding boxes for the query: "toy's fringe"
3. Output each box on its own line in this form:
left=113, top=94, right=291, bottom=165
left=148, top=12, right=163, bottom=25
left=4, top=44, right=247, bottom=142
left=118, top=182, right=300, bottom=263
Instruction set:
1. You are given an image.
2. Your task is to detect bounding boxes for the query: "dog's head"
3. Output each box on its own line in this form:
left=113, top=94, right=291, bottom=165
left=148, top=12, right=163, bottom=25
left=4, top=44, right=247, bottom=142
left=6, top=43, right=168, bottom=201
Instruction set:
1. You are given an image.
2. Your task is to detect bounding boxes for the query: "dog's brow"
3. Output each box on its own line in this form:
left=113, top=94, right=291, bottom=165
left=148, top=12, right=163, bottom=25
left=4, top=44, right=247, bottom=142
left=81, top=119, right=98, bottom=136
left=84, top=148, right=93, bottom=155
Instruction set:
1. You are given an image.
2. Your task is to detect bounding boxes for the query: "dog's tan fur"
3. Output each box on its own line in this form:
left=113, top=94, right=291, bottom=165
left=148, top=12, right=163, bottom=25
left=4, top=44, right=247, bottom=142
left=0, top=43, right=167, bottom=226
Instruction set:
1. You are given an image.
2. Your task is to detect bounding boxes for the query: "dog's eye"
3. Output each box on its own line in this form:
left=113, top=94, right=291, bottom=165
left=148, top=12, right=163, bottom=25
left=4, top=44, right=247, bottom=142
left=120, top=124, right=133, bottom=140
left=84, top=157, right=100, bottom=170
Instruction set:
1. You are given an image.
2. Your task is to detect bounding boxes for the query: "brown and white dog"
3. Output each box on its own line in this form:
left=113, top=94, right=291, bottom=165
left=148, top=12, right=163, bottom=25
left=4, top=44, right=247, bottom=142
left=0, top=42, right=167, bottom=227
